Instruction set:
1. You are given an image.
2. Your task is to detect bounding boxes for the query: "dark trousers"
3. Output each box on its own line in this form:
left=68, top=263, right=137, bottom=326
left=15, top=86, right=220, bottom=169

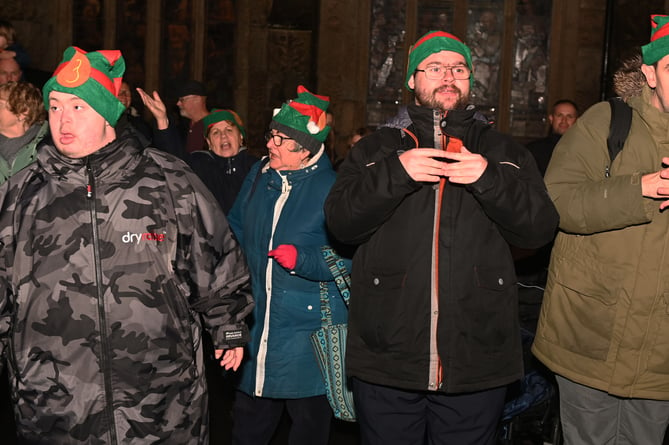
left=231, top=390, right=332, bottom=445
left=352, top=378, right=507, bottom=445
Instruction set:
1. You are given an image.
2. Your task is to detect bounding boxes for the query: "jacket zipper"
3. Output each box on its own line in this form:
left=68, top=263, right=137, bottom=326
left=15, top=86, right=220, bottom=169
left=432, top=112, right=449, bottom=390
left=87, top=160, right=118, bottom=444
left=255, top=173, right=291, bottom=396
left=401, top=124, right=444, bottom=390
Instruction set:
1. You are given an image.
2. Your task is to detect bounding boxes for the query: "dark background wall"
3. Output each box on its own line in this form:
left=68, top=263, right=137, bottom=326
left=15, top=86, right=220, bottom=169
left=1, top=0, right=668, bottom=155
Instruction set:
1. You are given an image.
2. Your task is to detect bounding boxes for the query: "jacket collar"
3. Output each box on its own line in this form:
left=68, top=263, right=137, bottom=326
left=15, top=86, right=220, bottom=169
left=37, top=132, right=143, bottom=182
left=265, top=145, right=331, bottom=189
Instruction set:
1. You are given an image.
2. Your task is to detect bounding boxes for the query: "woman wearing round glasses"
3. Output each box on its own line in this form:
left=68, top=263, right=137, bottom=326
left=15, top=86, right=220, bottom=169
left=227, top=86, right=350, bottom=445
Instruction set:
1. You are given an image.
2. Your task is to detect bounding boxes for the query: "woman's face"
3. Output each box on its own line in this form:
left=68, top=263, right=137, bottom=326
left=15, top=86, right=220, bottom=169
left=206, top=120, right=242, bottom=157
left=266, top=130, right=309, bottom=171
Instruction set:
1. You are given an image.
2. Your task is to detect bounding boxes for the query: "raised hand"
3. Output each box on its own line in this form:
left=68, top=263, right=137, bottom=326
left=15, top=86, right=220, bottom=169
left=136, top=88, right=169, bottom=130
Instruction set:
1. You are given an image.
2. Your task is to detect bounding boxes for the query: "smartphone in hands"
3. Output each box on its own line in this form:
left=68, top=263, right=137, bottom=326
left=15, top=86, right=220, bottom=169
left=444, top=136, right=463, bottom=162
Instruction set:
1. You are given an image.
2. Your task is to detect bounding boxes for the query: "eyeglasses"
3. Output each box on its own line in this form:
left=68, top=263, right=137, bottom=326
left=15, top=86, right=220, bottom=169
left=177, top=95, right=197, bottom=104
left=265, top=131, right=294, bottom=147
left=415, top=64, right=471, bottom=81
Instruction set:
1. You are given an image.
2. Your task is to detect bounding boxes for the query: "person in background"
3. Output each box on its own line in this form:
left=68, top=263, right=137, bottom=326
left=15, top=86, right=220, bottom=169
left=526, top=99, right=579, bottom=177
left=227, top=85, right=349, bottom=445
left=515, top=99, right=578, bottom=283
left=0, top=81, right=47, bottom=184
left=0, top=20, right=30, bottom=71
left=0, top=57, right=21, bottom=86
left=324, top=30, right=558, bottom=445
left=137, top=87, right=258, bottom=214
left=532, top=14, right=669, bottom=444
left=117, top=80, right=152, bottom=146
left=175, top=79, right=210, bottom=153
left=0, top=46, right=254, bottom=444
left=348, top=126, right=373, bottom=149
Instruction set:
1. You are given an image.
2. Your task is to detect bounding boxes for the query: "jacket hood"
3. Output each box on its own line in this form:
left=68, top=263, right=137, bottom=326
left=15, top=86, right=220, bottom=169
left=613, top=53, right=646, bottom=101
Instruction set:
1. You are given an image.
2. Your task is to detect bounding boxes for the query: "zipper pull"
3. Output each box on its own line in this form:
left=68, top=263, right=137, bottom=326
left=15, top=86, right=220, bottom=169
left=86, top=160, right=94, bottom=199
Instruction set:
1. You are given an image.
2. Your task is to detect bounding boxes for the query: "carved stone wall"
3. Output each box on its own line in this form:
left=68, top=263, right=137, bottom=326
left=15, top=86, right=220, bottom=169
left=4, top=0, right=661, bottom=147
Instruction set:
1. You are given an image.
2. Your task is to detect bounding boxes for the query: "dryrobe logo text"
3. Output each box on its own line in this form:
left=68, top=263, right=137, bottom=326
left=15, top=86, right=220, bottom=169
left=122, top=231, right=166, bottom=244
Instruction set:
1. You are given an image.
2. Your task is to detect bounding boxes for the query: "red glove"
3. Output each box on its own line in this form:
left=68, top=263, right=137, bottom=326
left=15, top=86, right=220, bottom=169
left=268, top=244, right=298, bottom=270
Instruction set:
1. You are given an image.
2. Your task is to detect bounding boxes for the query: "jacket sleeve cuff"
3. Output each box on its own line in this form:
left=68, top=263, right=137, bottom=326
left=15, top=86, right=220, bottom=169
left=213, top=323, right=250, bottom=349
left=467, top=159, right=497, bottom=195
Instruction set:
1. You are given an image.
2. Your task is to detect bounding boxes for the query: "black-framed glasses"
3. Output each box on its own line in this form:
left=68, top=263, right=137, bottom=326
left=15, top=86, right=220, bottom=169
left=265, top=131, right=294, bottom=147
left=415, top=64, right=471, bottom=81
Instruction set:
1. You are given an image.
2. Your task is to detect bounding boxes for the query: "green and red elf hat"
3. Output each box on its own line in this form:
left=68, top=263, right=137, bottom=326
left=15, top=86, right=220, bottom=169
left=642, top=15, right=669, bottom=65
left=405, top=30, right=473, bottom=91
left=269, top=85, right=330, bottom=155
left=202, top=108, right=247, bottom=139
left=43, top=46, right=126, bottom=126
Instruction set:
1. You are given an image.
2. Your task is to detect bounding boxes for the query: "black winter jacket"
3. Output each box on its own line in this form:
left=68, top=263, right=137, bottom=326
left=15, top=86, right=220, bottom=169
left=325, top=105, right=558, bottom=393
left=152, top=124, right=259, bottom=214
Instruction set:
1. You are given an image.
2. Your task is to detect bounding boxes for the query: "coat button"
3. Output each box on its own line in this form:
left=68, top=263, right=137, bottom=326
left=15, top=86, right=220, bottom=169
left=498, top=278, right=504, bottom=285
left=307, top=305, right=313, bottom=310
left=373, top=278, right=380, bottom=285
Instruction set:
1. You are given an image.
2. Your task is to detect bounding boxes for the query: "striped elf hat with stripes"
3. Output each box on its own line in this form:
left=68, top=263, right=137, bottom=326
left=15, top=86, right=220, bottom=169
left=642, top=15, right=669, bottom=65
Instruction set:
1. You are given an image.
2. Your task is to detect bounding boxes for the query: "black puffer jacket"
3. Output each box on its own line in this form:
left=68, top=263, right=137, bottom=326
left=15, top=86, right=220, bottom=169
left=325, top=104, right=558, bottom=393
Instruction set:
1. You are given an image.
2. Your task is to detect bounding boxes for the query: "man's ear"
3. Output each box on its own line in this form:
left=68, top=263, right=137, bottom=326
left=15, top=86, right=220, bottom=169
left=641, top=64, right=657, bottom=89
left=408, top=74, right=416, bottom=91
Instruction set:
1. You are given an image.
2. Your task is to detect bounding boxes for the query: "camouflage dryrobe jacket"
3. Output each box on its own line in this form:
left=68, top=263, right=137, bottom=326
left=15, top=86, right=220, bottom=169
left=0, top=134, right=254, bottom=444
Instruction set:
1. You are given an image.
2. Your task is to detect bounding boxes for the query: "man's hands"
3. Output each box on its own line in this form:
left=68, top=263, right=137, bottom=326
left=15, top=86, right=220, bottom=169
left=215, top=347, right=244, bottom=371
left=642, top=157, right=669, bottom=210
left=398, top=146, right=488, bottom=184
left=136, top=88, right=169, bottom=130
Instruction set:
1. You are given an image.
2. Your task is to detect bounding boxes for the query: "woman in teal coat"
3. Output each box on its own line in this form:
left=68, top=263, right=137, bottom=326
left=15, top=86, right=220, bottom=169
left=227, top=86, right=349, bottom=445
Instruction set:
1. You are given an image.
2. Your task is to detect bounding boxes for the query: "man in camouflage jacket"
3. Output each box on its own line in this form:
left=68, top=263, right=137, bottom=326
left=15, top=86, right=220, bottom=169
left=0, top=47, right=254, bottom=444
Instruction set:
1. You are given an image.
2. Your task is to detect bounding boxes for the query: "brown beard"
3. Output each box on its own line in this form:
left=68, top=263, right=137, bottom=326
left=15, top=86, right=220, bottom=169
left=416, top=85, right=469, bottom=112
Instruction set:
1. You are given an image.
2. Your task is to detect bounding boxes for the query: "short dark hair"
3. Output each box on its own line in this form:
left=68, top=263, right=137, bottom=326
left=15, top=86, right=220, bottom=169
left=551, top=99, right=579, bottom=115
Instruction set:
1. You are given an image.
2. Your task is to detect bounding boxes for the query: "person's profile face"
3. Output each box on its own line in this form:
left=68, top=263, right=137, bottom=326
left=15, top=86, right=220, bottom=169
left=266, top=130, right=308, bottom=171
left=176, top=95, right=200, bottom=118
left=0, top=92, right=23, bottom=137
left=48, top=91, right=116, bottom=158
left=642, top=55, right=669, bottom=113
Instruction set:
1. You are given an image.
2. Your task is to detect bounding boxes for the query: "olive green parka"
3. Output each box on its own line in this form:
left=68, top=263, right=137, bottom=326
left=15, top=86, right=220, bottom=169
left=532, top=84, right=669, bottom=400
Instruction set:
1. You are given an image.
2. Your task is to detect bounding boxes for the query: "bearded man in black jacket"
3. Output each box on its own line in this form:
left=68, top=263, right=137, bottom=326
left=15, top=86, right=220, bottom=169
left=325, top=30, right=559, bottom=445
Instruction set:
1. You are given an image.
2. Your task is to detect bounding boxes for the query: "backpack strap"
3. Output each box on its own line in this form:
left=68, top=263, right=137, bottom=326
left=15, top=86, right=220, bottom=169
left=606, top=97, right=632, bottom=178
left=249, top=156, right=270, bottom=199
